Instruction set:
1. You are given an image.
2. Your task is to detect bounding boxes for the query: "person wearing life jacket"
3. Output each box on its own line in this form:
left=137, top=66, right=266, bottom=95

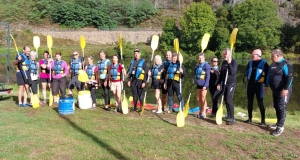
left=244, top=49, right=269, bottom=125
left=97, top=50, right=111, bottom=110
left=164, top=53, right=185, bottom=114
left=47, top=52, right=69, bottom=107
left=106, top=54, right=126, bottom=112
left=127, top=48, right=149, bottom=112
left=68, top=51, right=84, bottom=95
left=148, top=55, right=164, bottom=114
left=217, top=49, right=238, bottom=125
left=39, top=51, right=51, bottom=106
left=84, top=56, right=99, bottom=110
left=13, top=46, right=32, bottom=107
left=161, top=51, right=172, bottom=112
left=208, top=57, right=221, bottom=118
left=29, top=51, right=40, bottom=106
left=267, top=49, right=293, bottom=136
left=194, top=53, right=211, bottom=119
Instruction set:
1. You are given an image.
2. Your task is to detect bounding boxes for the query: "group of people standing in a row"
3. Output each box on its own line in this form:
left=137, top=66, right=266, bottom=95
left=14, top=46, right=292, bottom=136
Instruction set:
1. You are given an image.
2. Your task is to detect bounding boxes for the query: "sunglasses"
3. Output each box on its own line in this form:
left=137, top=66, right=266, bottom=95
left=73, top=54, right=78, bottom=56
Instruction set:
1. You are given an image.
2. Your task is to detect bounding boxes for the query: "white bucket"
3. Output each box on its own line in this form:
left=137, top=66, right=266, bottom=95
left=78, top=91, right=92, bottom=109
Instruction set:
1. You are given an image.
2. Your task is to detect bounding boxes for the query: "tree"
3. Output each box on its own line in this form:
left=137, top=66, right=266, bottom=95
left=179, top=2, right=217, bottom=53
left=159, top=18, right=180, bottom=53
left=231, top=0, right=282, bottom=51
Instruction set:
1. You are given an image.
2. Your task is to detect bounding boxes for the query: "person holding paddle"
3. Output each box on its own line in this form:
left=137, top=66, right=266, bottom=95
left=164, top=53, right=185, bottom=114
left=127, top=48, right=148, bottom=112
left=39, top=51, right=51, bottom=106
left=13, top=46, right=32, bottom=107
left=268, top=49, right=293, bottom=136
left=194, top=53, right=211, bottom=119
left=161, top=51, right=172, bottom=112
left=106, top=54, right=126, bottom=112
left=148, top=55, right=164, bottom=114
left=29, top=51, right=40, bottom=106
left=68, top=51, right=84, bottom=95
left=84, top=56, right=99, bottom=110
left=47, top=52, right=69, bottom=107
left=208, top=57, right=221, bottom=118
left=217, top=49, right=238, bottom=125
left=97, top=50, right=111, bottom=111
left=244, top=49, right=269, bottom=125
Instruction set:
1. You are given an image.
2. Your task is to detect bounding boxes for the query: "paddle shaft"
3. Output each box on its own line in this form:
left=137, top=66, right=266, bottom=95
left=219, top=69, right=229, bottom=107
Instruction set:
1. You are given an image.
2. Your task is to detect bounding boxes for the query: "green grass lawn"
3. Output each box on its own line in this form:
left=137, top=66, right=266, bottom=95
left=1, top=92, right=300, bottom=159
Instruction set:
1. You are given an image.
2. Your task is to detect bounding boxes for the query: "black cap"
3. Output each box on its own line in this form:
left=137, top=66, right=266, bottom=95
left=134, top=48, right=140, bottom=52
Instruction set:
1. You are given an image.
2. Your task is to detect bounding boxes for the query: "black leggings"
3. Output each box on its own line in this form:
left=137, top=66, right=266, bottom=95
left=272, top=88, right=292, bottom=127
left=131, top=79, right=145, bottom=109
left=88, top=84, right=96, bottom=104
left=52, top=77, right=66, bottom=96
left=100, top=79, right=110, bottom=106
left=209, top=85, right=222, bottom=115
left=167, top=80, right=184, bottom=111
left=247, top=83, right=265, bottom=121
left=223, top=83, right=236, bottom=119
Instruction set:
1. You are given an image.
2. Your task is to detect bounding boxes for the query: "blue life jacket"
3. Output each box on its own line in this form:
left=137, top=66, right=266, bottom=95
left=268, top=59, right=293, bottom=90
left=151, top=64, right=162, bottom=80
left=70, top=58, right=82, bottom=75
left=97, top=59, right=110, bottom=79
left=53, top=60, right=64, bottom=74
left=195, top=62, right=207, bottom=80
left=86, top=64, right=96, bottom=80
left=29, top=60, right=38, bottom=74
left=110, top=63, right=121, bottom=80
left=16, top=53, right=30, bottom=71
left=128, top=59, right=146, bottom=80
left=163, top=59, right=170, bottom=69
left=247, top=60, right=266, bottom=83
left=167, top=61, right=180, bottom=81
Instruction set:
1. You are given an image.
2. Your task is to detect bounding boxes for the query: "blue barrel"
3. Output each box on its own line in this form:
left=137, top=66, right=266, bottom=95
left=58, top=95, right=75, bottom=115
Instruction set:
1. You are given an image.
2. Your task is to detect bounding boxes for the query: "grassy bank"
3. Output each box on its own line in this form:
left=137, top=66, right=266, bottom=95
left=0, top=85, right=300, bottom=159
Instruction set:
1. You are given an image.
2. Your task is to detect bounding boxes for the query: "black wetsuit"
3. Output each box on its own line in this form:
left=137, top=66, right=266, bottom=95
left=127, top=58, right=149, bottom=110
left=209, top=66, right=221, bottom=116
left=267, top=58, right=293, bottom=127
left=218, top=59, right=238, bottom=121
left=245, top=59, right=269, bottom=122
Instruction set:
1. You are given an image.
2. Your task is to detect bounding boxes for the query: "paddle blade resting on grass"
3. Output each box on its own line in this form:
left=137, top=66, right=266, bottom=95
left=201, top=33, right=210, bottom=53
left=177, top=106, right=185, bottom=127
left=49, top=93, right=53, bottom=107
left=139, top=92, right=147, bottom=116
left=230, top=28, right=238, bottom=52
left=32, top=94, right=40, bottom=108
left=216, top=104, right=223, bottom=125
left=122, top=90, right=129, bottom=114
left=150, top=35, right=159, bottom=61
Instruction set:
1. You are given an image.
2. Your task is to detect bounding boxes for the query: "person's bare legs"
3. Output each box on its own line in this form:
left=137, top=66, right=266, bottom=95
left=18, top=85, right=24, bottom=104
left=23, top=84, right=29, bottom=104
left=155, top=89, right=162, bottom=113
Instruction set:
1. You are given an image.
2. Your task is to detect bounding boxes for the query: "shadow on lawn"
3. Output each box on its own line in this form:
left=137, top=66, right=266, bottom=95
left=59, top=115, right=130, bottom=160
left=155, top=113, right=176, bottom=126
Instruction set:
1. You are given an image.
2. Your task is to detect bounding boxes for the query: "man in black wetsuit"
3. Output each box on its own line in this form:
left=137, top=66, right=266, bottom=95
left=217, top=48, right=238, bottom=125
left=127, top=49, right=149, bottom=112
left=268, top=49, right=293, bottom=136
left=244, top=49, right=269, bottom=125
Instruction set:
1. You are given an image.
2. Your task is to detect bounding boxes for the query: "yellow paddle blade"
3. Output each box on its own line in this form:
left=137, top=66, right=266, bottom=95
left=47, top=35, right=53, bottom=56
left=49, top=92, right=53, bottom=106
left=174, top=38, right=179, bottom=54
left=37, top=89, right=40, bottom=98
left=252, top=118, right=277, bottom=124
left=216, top=104, right=223, bottom=125
left=122, top=90, right=129, bottom=114
left=33, top=36, right=40, bottom=49
left=201, top=33, right=210, bottom=53
left=179, top=52, right=183, bottom=65
left=177, top=106, right=185, bottom=127
left=32, top=94, right=40, bottom=108
left=78, top=70, right=89, bottom=82
left=151, top=35, right=159, bottom=51
left=230, top=28, right=238, bottom=52
left=10, top=34, right=19, bottom=53
left=80, top=35, right=86, bottom=50
left=139, top=92, right=147, bottom=116
left=119, top=33, right=122, bottom=49
left=183, top=101, right=189, bottom=118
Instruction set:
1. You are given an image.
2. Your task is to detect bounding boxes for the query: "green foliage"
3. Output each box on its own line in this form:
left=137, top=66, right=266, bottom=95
left=159, top=18, right=180, bottom=53
left=180, top=2, right=217, bottom=53
left=231, top=0, right=282, bottom=50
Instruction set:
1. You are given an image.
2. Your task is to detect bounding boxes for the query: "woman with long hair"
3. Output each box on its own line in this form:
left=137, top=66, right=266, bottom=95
left=85, top=56, right=99, bottom=109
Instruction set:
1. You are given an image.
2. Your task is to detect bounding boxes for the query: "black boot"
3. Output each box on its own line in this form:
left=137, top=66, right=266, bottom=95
left=226, top=118, right=236, bottom=125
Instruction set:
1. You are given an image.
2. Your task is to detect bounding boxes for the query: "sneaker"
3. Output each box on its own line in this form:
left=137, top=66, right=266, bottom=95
left=244, top=119, right=252, bottom=124
left=104, top=107, right=111, bottom=111
left=152, top=110, right=157, bottom=113
left=114, top=108, right=118, bottom=112
left=165, top=110, right=172, bottom=114
left=156, top=110, right=163, bottom=114
left=269, top=124, right=277, bottom=130
left=197, top=113, right=206, bottom=119
left=130, top=108, right=138, bottom=112
left=18, top=103, right=25, bottom=107
left=24, top=103, right=32, bottom=107
left=209, top=114, right=216, bottom=118
left=272, top=127, right=284, bottom=136
left=226, top=119, right=236, bottom=125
